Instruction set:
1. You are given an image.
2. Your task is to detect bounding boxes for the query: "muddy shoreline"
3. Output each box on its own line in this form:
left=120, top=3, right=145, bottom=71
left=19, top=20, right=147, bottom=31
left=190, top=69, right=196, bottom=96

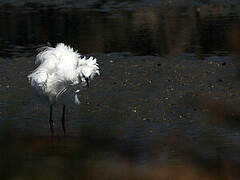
left=3, top=52, right=240, bottom=133
left=86, top=53, right=240, bottom=126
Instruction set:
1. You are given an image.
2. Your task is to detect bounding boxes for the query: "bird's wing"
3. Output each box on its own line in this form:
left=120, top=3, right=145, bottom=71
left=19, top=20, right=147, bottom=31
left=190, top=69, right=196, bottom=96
left=28, top=70, right=48, bottom=93
left=47, top=72, right=79, bottom=100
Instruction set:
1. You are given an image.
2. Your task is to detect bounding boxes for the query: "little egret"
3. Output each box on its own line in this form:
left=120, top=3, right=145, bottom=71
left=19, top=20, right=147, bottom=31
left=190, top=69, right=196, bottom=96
left=28, top=43, right=100, bottom=136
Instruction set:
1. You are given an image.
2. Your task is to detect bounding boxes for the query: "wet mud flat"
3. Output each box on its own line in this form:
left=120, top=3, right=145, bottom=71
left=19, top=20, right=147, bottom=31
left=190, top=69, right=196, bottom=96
left=90, top=53, right=240, bottom=125
left=2, top=53, right=240, bottom=179
left=69, top=53, right=240, bottom=179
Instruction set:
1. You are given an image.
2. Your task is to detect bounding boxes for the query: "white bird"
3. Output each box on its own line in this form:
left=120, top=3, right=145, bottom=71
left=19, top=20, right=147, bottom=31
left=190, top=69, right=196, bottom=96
left=28, top=43, right=100, bottom=136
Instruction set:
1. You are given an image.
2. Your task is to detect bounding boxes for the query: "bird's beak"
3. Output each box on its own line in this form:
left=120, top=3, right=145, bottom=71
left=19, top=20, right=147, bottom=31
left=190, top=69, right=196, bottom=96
left=85, top=77, right=90, bottom=88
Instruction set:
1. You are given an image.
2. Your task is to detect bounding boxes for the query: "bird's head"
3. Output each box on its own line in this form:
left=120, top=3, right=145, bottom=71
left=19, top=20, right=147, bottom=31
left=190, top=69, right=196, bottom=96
left=77, top=56, right=100, bottom=88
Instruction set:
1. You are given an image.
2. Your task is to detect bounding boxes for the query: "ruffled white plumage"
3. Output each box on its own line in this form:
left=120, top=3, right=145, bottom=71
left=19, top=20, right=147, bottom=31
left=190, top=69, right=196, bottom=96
left=28, top=43, right=99, bottom=105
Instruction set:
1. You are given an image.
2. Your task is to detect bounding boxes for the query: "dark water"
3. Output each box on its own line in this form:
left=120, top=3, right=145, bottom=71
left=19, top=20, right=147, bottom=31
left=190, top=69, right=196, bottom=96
left=0, top=1, right=240, bottom=57
left=1, top=1, right=240, bottom=179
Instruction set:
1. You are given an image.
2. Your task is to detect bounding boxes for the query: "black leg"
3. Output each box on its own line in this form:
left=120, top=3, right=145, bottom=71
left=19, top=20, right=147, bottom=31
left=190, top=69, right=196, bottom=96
left=49, top=104, right=54, bottom=136
left=62, top=104, right=66, bottom=136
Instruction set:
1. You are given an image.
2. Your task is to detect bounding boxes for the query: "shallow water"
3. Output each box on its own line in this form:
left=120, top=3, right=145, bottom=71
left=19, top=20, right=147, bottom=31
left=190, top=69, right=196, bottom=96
left=1, top=1, right=240, bottom=179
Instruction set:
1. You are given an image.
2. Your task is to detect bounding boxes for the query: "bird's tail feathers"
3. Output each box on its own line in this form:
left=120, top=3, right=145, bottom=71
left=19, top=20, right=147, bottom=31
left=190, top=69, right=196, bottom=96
left=35, top=46, right=55, bottom=65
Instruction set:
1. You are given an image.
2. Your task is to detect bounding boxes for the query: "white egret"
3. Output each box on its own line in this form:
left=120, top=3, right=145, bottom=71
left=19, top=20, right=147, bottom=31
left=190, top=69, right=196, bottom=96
left=28, top=43, right=100, bottom=136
